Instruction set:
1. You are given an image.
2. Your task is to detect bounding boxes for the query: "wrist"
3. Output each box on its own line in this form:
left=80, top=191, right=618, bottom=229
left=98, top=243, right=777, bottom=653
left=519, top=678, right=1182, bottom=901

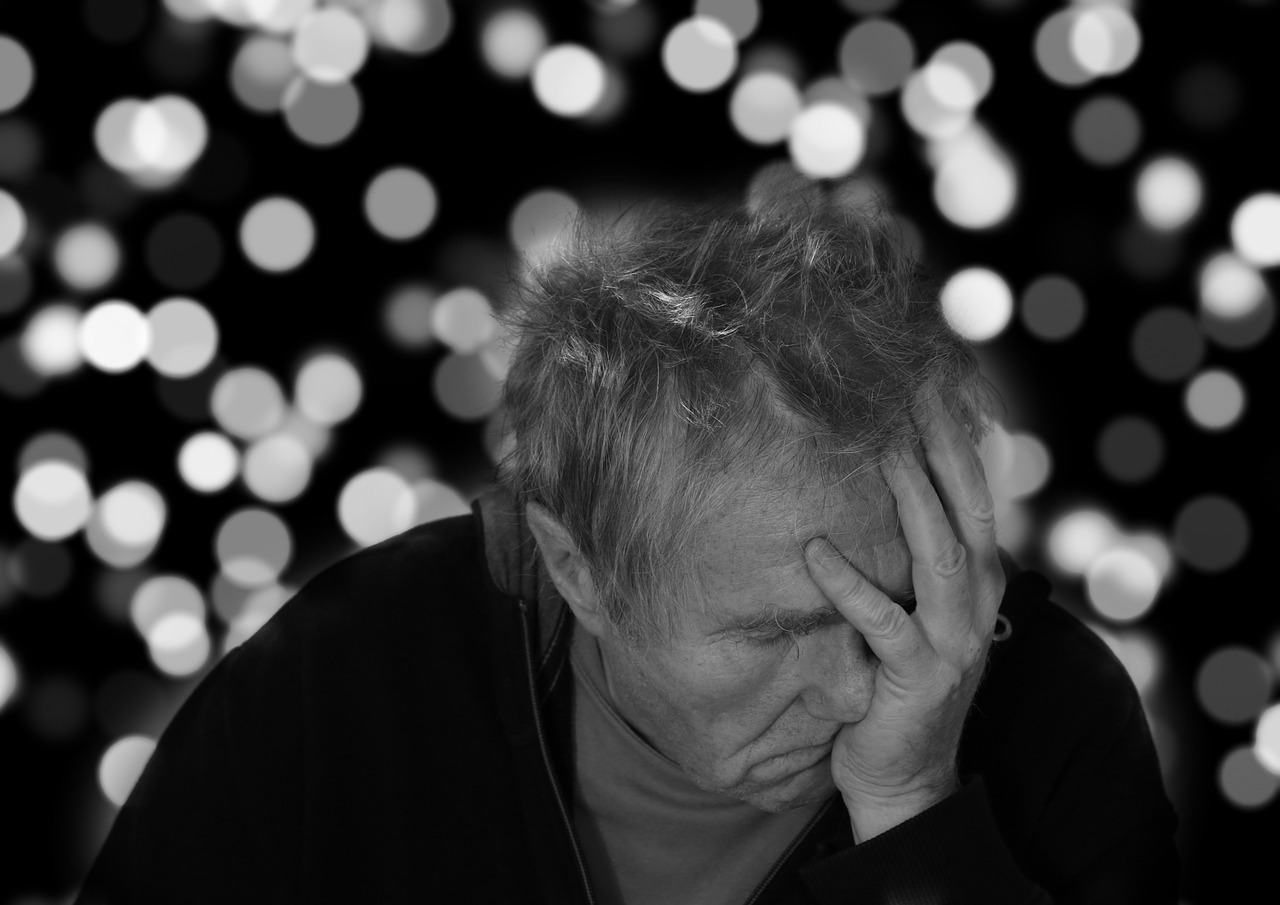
left=843, top=773, right=961, bottom=843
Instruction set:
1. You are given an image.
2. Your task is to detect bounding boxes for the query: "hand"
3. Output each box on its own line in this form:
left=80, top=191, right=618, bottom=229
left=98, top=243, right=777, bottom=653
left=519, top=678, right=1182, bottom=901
left=803, top=390, right=1006, bottom=842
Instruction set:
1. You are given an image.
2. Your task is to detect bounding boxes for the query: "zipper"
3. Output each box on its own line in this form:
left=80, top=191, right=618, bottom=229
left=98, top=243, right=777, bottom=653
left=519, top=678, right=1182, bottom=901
left=519, top=598, right=597, bottom=905
left=740, top=794, right=838, bottom=905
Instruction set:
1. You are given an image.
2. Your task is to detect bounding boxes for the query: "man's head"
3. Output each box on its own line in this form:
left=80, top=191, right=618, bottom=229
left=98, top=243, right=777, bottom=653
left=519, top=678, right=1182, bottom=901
left=495, top=182, right=1001, bottom=811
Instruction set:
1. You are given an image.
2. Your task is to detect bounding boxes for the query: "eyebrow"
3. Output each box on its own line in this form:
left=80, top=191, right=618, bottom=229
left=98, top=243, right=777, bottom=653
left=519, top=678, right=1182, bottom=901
left=718, top=589, right=917, bottom=635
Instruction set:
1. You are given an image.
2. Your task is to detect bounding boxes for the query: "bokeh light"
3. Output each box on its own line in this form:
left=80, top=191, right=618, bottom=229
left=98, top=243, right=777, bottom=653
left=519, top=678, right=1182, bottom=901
left=17, top=431, right=89, bottom=475
left=1197, top=251, right=1269, bottom=321
left=509, top=188, right=579, bottom=266
left=232, top=34, right=296, bottom=114
left=1034, top=8, right=1094, bottom=87
left=242, top=432, right=313, bottom=503
left=939, top=266, right=1013, bottom=341
left=338, top=467, right=416, bottom=547
left=1255, top=704, right=1280, bottom=775
left=729, top=71, right=802, bottom=145
left=1184, top=369, right=1245, bottom=431
left=295, top=352, right=363, bottom=425
left=177, top=431, right=240, bottom=493
left=1197, top=646, right=1273, bottom=725
left=433, top=352, right=502, bottom=421
left=1047, top=508, right=1118, bottom=575
left=366, top=0, right=453, bottom=56
left=404, top=476, right=471, bottom=526
left=364, top=166, right=437, bottom=241
left=1173, top=494, right=1250, bottom=573
left=13, top=460, right=94, bottom=542
left=240, top=196, right=315, bottom=272
left=1085, top=547, right=1161, bottom=623
left=837, top=19, right=915, bottom=96
left=0, top=189, right=28, bottom=259
left=0, top=639, right=20, bottom=713
left=21, top=304, right=84, bottom=377
left=431, top=288, right=496, bottom=354
left=245, top=0, right=316, bottom=35
left=695, top=0, right=760, bottom=42
left=0, top=35, right=35, bottom=114
left=130, top=575, right=204, bottom=639
left=53, top=223, right=121, bottom=292
left=1096, top=415, right=1164, bottom=484
left=1020, top=274, right=1086, bottom=341
left=1091, top=625, right=1160, bottom=694
left=532, top=44, right=606, bottom=117
left=1230, top=192, right=1280, bottom=267
left=383, top=284, right=437, bottom=348
left=480, top=8, right=547, bottom=80
left=282, top=76, right=362, bottom=146
left=211, top=366, right=288, bottom=440
left=1070, top=4, right=1141, bottom=77
left=216, top=508, right=293, bottom=587
left=8, top=538, right=74, bottom=598
left=1220, top=746, right=1280, bottom=809
left=291, top=5, right=370, bottom=84
left=923, top=42, right=994, bottom=111
left=931, top=129, right=1017, bottom=229
left=662, top=17, right=737, bottom=94
left=1071, top=95, right=1141, bottom=166
left=98, top=735, right=156, bottom=807
left=1135, top=156, right=1203, bottom=231
left=788, top=103, right=865, bottom=180
left=1131, top=307, right=1205, bottom=382
left=146, top=297, right=219, bottom=378
left=98, top=480, right=167, bottom=548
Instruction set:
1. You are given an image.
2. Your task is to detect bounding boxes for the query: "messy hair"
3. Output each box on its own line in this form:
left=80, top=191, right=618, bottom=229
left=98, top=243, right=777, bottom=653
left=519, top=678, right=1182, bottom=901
left=494, top=177, right=1003, bottom=651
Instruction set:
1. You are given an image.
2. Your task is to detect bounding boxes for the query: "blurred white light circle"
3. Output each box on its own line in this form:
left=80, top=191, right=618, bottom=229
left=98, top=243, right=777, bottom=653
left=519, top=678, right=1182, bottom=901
left=222, top=584, right=293, bottom=652
left=404, top=477, right=471, bottom=526
left=532, top=44, right=606, bottom=117
left=364, top=166, right=437, bottom=241
left=212, top=366, right=288, bottom=440
left=0, top=190, right=24, bottom=259
left=0, top=641, right=17, bottom=713
left=54, top=223, right=120, bottom=292
left=1230, top=193, right=1280, bottom=268
left=1048, top=508, right=1119, bottom=574
left=95, top=98, right=149, bottom=174
left=296, top=353, right=363, bottom=425
left=130, top=574, right=205, bottom=638
left=240, top=196, right=315, bottom=273
left=1118, top=531, right=1174, bottom=583
left=788, top=102, right=865, bottom=179
left=0, top=35, right=34, bottom=114
left=148, top=618, right=211, bottom=677
left=231, top=34, right=296, bottom=114
left=1185, top=368, right=1246, bottom=431
left=1005, top=431, right=1052, bottom=499
left=1071, top=5, right=1141, bottom=77
left=368, top=0, right=452, bottom=56
left=940, top=267, right=1013, bottom=342
left=923, top=42, right=993, bottom=111
left=242, top=433, right=313, bottom=503
left=144, top=95, right=209, bottom=173
left=1086, top=546, right=1161, bottom=623
left=1135, top=156, right=1202, bottom=231
left=1034, top=8, right=1093, bottom=87
left=14, top=461, right=93, bottom=541
left=1198, top=251, right=1268, bottom=319
left=481, top=8, right=547, bottom=79
left=146, top=297, right=219, bottom=378
left=1256, top=703, right=1280, bottom=775
left=933, top=140, right=1017, bottom=229
left=21, top=305, right=83, bottom=377
left=78, top=300, right=152, bottom=373
left=338, top=467, right=416, bottom=547
left=98, top=735, right=157, bottom=807
left=431, top=288, right=495, bottom=354
left=292, top=6, right=370, bottom=83
left=900, top=70, right=971, bottom=140
left=99, top=481, right=166, bottom=547
left=730, top=71, right=802, bottom=145
left=178, top=432, right=240, bottom=493
left=216, top=508, right=293, bottom=588
left=509, top=188, right=579, bottom=265
left=662, top=16, right=737, bottom=94
left=977, top=419, right=1016, bottom=488
left=1092, top=626, right=1159, bottom=693
left=695, top=0, right=760, bottom=42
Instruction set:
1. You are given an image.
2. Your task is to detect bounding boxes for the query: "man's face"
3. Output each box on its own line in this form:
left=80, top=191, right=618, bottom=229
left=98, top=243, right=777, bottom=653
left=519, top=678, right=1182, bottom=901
left=594, top=472, right=915, bottom=814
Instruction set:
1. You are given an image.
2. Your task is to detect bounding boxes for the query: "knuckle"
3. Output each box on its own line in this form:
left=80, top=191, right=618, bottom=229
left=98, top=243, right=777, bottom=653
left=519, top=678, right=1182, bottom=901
left=932, top=542, right=967, bottom=578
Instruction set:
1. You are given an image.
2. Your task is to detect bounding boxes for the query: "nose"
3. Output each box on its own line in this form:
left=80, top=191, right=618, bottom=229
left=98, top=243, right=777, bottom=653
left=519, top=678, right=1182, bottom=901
left=795, top=620, right=878, bottom=724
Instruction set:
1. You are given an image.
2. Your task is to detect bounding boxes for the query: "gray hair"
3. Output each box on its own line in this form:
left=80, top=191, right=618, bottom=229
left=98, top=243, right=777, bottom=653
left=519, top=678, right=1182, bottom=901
left=494, top=180, right=1003, bottom=650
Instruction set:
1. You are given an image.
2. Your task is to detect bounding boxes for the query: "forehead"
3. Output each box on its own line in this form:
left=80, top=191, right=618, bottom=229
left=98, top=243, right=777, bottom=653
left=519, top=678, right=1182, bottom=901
left=685, top=470, right=909, bottom=620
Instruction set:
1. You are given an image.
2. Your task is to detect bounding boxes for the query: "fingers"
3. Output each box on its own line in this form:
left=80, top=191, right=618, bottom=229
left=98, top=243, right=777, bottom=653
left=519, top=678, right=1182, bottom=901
left=804, top=537, right=930, bottom=683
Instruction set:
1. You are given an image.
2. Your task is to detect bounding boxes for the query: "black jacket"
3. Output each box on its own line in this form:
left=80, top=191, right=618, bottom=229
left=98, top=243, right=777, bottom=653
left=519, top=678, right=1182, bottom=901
left=73, top=486, right=1180, bottom=904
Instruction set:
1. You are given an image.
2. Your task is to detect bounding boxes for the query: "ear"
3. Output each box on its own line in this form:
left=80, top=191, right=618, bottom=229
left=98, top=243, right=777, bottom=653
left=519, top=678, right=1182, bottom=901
left=524, top=502, right=609, bottom=638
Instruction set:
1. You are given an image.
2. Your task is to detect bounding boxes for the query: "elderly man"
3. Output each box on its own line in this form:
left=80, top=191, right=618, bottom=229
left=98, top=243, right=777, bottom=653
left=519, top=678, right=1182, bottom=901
left=74, top=190, right=1179, bottom=905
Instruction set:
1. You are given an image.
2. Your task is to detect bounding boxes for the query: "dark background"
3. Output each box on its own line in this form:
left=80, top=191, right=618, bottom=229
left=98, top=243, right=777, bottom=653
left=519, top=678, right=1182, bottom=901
left=1, top=1, right=1276, bottom=901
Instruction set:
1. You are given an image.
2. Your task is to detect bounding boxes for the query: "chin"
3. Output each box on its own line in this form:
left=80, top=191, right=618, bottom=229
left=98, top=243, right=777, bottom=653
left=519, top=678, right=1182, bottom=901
left=730, top=765, right=838, bottom=814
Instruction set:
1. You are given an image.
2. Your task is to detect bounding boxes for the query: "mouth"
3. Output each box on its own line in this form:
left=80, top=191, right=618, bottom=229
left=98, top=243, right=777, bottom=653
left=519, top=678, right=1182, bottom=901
left=754, top=740, right=835, bottom=779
